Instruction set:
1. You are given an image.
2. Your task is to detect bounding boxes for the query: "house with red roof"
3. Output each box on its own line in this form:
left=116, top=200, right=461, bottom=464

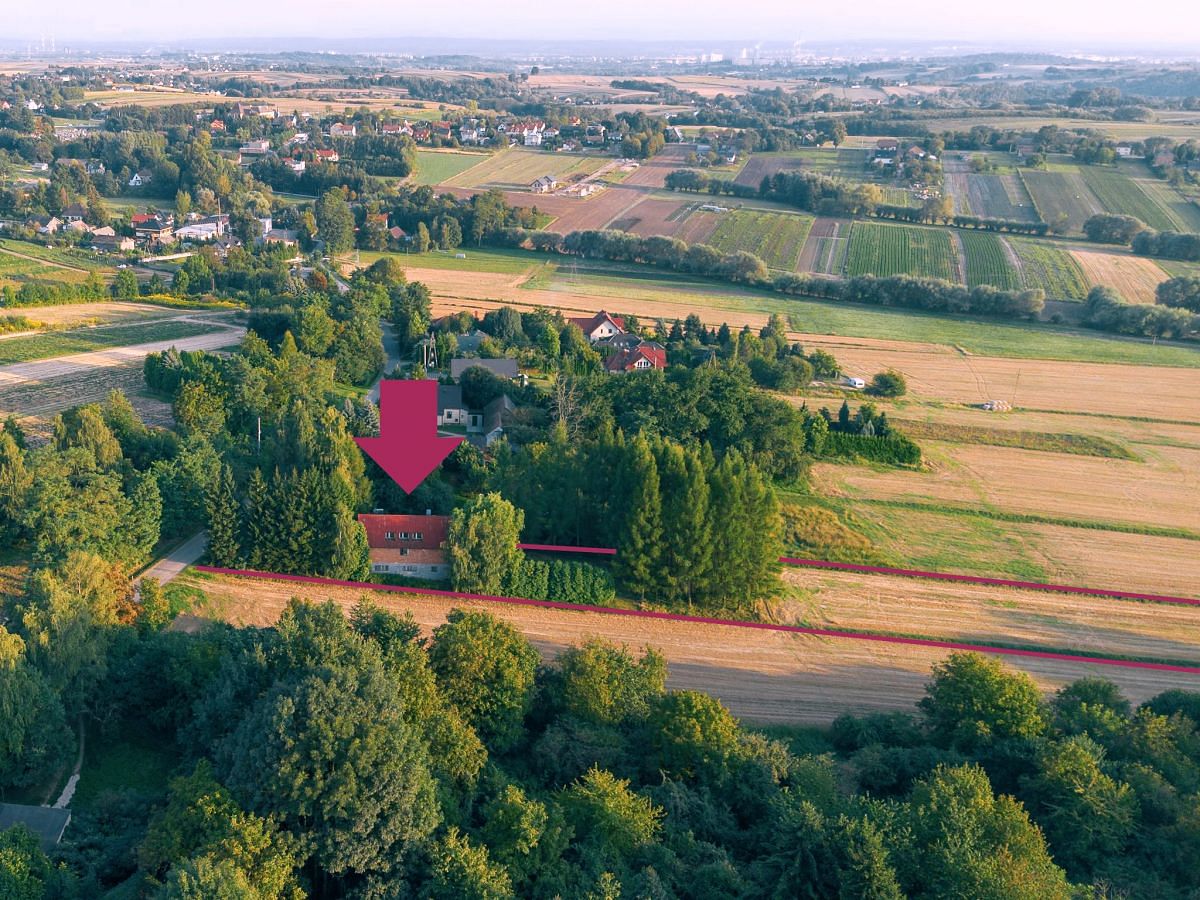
left=358, top=513, right=450, bottom=579
left=604, top=340, right=667, bottom=374
left=567, top=310, right=626, bottom=343
left=313, top=148, right=340, bottom=164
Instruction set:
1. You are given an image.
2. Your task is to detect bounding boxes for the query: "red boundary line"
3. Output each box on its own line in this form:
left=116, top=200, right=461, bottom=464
left=517, top=543, right=617, bottom=555
left=193, top=566, right=1200, bottom=675
left=779, top=557, right=1200, bottom=607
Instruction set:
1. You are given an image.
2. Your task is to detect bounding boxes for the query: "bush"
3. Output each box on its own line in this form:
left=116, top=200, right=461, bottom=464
left=508, top=558, right=616, bottom=605
left=866, top=369, right=908, bottom=397
left=823, top=432, right=922, bottom=466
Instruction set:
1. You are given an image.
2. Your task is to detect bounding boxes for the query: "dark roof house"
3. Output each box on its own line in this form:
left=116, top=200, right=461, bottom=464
left=0, top=804, right=71, bottom=850
left=449, top=358, right=520, bottom=379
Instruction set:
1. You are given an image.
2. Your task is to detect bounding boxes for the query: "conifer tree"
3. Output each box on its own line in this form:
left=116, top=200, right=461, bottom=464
left=205, top=464, right=241, bottom=568
left=707, top=450, right=782, bottom=608
left=242, top=468, right=269, bottom=570
left=614, top=437, right=662, bottom=601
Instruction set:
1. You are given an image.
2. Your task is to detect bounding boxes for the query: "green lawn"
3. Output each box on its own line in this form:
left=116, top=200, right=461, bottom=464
left=846, top=221, right=958, bottom=281
left=412, top=149, right=490, bottom=186
left=707, top=210, right=813, bottom=271
left=72, top=729, right=177, bottom=810
left=0, top=319, right=222, bottom=365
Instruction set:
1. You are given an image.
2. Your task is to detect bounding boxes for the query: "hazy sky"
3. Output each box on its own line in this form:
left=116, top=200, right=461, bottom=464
left=5, top=0, right=1197, bottom=48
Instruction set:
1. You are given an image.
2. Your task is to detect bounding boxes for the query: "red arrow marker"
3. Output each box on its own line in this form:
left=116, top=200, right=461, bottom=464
left=354, top=380, right=463, bottom=493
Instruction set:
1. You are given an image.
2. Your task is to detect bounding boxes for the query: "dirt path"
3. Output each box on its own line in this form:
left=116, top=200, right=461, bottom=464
left=178, top=572, right=1200, bottom=724
left=948, top=229, right=968, bottom=284
left=942, top=157, right=973, bottom=216
left=0, top=244, right=100, bottom=275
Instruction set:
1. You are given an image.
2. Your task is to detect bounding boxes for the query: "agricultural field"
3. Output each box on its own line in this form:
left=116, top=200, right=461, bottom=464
left=1128, top=172, right=1200, bottom=232
left=410, top=149, right=488, bottom=186
left=182, top=570, right=1200, bottom=724
left=1070, top=249, right=1169, bottom=303
left=964, top=173, right=1040, bottom=222
left=732, top=152, right=804, bottom=188
left=845, top=221, right=958, bottom=281
left=1078, top=167, right=1177, bottom=231
left=0, top=301, right=177, bottom=328
left=440, top=147, right=606, bottom=191
left=705, top=210, right=813, bottom=270
left=797, top=218, right=849, bottom=275
left=1008, top=237, right=1090, bottom=300
left=0, top=318, right=225, bottom=365
left=0, top=240, right=114, bottom=289
left=618, top=198, right=720, bottom=244
left=1019, top=169, right=1103, bottom=233
left=959, top=231, right=1021, bottom=290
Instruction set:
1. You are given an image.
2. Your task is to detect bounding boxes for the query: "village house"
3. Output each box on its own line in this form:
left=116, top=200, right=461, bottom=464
left=133, top=213, right=175, bottom=245
left=524, top=130, right=543, bottom=147
left=91, top=233, right=136, bottom=253
left=604, top=340, right=667, bottom=373
left=435, top=384, right=515, bottom=446
left=61, top=202, right=87, bottom=224
left=449, top=357, right=520, bottom=380
left=231, top=103, right=276, bottom=120
left=85, top=159, right=106, bottom=175
left=313, top=148, right=340, bottom=164
left=285, top=132, right=309, bottom=147
left=32, top=215, right=62, bottom=235
left=568, top=310, right=626, bottom=342
left=584, top=124, right=607, bottom=145
left=329, top=122, right=357, bottom=138
left=530, top=175, right=558, bottom=194
left=1116, top=143, right=1134, bottom=158
left=459, top=122, right=485, bottom=144
left=285, top=157, right=306, bottom=174
left=381, top=121, right=412, bottom=136
left=208, top=119, right=226, bottom=133
left=358, top=513, right=450, bottom=579
left=263, top=228, right=300, bottom=248
left=412, top=125, right=432, bottom=143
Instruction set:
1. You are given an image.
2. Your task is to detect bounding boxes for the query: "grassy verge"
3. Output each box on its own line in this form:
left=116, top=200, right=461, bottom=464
left=895, top=419, right=1138, bottom=459
left=0, top=319, right=222, bottom=365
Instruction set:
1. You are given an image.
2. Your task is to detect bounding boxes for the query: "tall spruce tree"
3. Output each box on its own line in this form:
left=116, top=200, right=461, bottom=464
left=654, top=441, right=712, bottom=608
left=707, top=450, right=782, bottom=608
left=614, top=437, right=661, bottom=601
left=242, top=468, right=269, bottom=570
left=205, top=464, right=241, bottom=568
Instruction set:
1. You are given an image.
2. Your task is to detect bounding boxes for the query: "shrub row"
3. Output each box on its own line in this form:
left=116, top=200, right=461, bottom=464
left=507, top=557, right=616, bottom=605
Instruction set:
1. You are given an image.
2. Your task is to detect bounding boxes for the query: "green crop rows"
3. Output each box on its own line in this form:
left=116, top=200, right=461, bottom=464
left=1009, top=238, right=1089, bottom=300
left=707, top=210, right=813, bottom=271
left=845, top=222, right=958, bottom=281
left=1078, top=168, right=1176, bottom=231
left=959, top=231, right=1021, bottom=290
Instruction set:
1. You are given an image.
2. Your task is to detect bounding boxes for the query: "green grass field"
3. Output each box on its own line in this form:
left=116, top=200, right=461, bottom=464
left=442, top=148, right=606, bottom=191
left=544, top=262, right=1200, bottom=367
left=411, top=149, right=489, bottom=186
left=960, top=231, right=1021, bottom=290
left=1008, top=237, right=1090, bottom=300
left=1078, top=167, right=1177, bottom=231
left=1019, top=169, right=1106, bottom=233
left=1132, top=176, right=1200, bottom=232
left=845, top=222, right=958, bottom=281
left=0, top=319, right=222, bottom=365
left=359, top=247, right=543, bottom=275
left=706, top=210, right=813, bottom=270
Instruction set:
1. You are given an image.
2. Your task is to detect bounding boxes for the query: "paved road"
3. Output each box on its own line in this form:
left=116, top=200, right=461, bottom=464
left=367, top=320, right=402, bottom=404
left=140, top=532, right=208, bottom=586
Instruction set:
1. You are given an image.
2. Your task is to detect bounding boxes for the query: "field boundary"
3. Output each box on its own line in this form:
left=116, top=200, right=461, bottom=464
left=781, top=557, right=1200, bottom=606
left=192, top=566, right=1200, bottom=674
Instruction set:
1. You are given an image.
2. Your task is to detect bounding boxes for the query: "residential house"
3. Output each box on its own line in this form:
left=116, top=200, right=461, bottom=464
left=239, top=139, right=271, bottom=163
left=524, top=130, right=543, bottom=147
left=437, top=384, right=470, bottom=427
left=0, top=804, right=71, bottom=852
left=32, top=215, right=62, bottom=235
left=133, top=214, right=175, bottom=245
left=31, top=162, right=49, bottom=172
left=128, top=170, right=153, bottom=188
left=84, top=159, right=106, bottom=175
left=1116, top=144, right=1134, bottom=158
left=459, top=122, right=485, bottom=145
left=232, top=103, right=276, bottom=120
left=476, top=395, right=515, bottom=446
left=62, top=202, right=87, bottom=224
left=530, top=175, right=558, bottom=194
left=263, top=228, right=299, bottom=248
left=313, top=148, right=339, bottom=164
left=285, top=132, right=309, bottom=147
left=208, top=119, right=226, bottom=133
left=584, top=124, right=607, bottom=145
left=905, top=145, right=927, bottom=160
left=358, top=513, right=450, bottom=579
left=412, top=125, right=432, bottom=143
left=568, top=310, right=626, bottom=343
left=381, top=121, right=410, bottom=136
left=1152, top=150, right=1175, bottom=168
left=329, top=122, right=357, bottom=138
left=449, top=357, right=520, bottom=379
left=213, top=234, right=243, bottom=259
left=175, top=222, right=221, bottom=242
left=91, top=233, right=136, bottom=253
left=285, top=157, right=306, bottom=174
left=388, top=226, right=409, bottom=242
left=604, top=340, right=667, bottom=373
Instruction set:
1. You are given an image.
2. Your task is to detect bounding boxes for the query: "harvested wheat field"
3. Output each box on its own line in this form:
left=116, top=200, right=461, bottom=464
left=176, top=571, right=1200, bottom=724
left=620, top=198, right=720, bottom=243
left=821, top=343, right=1200, bottom=422
left=814, top=441, right=1200, bottom=532
left=0, top=301, right=176, bottom=328
left=1071, top=249, right=1169, bottom=303
left=783, top=568, right=1200, bottom=658
left=1025, top=524, right=1200, bottom=599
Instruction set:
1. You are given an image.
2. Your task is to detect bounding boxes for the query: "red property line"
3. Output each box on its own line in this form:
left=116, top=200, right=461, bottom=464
left=779, top=557, right=1200, bottom=607
left=517, top=543, right=617, bottom=555
left=193, top=566, right=1200, bottom=675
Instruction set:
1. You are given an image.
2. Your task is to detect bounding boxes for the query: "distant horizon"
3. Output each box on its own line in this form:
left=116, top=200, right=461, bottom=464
left=2, top=0, right=1194, bottom=57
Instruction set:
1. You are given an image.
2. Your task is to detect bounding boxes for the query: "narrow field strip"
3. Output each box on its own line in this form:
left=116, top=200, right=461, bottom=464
left=780, top=557, right=1200, bottom=606
left=193, top=566, right=1200, bottom=673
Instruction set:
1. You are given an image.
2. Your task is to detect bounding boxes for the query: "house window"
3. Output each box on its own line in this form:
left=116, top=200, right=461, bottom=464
left=372, top=564, right=386, bottom=572
left=400, top=548, right=409, bottom=556
left=385, top=531, right=395, bottom=540
left=414, top=532, right=423, bottom=541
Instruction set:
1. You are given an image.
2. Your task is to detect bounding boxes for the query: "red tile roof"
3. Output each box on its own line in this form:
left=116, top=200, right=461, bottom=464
left=357, top=514, right=449, bottom=550
left=567, top=310, right=626, bottom=336
left=604, top=341, right=667, bottom=373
